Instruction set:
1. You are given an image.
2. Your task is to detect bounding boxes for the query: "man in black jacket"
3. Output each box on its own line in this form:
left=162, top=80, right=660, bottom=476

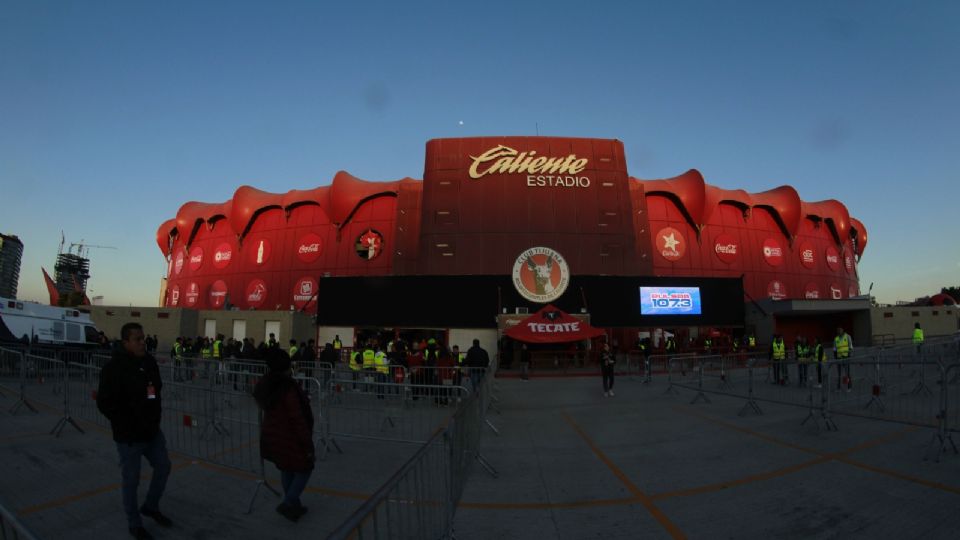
left=465, top=338, right=490, bottom=392
left=97, top=322, right=173, bottom=540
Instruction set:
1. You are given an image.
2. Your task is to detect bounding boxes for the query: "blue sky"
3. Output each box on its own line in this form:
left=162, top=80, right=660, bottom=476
left=2, top=0, right=958, bottom=306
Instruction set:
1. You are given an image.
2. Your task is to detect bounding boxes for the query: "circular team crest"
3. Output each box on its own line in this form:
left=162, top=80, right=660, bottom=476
left=355, top=229, right=384, bottom=260
left=656, top=227, right=686, bottom=261
left=512, top=247, right=570, bottom=303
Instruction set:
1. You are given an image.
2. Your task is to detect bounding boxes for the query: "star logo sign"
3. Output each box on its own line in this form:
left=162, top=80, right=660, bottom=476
left=656, top=227, right=685, bottom=261
left=662, top=233, right=680, bottom=251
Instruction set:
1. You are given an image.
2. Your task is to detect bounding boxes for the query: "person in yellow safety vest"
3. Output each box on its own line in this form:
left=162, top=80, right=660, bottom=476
left=834, top=327, right=853, bottom=391
left=665, top=334, right=677, bottom=355
left=913, top=323, right=924, bottom=354
left=771, top=334, right=786, bottom=385
left=333, top=335, right=342, bottom=350
left=703, top=337, right=713, bottom=355
left=362, top=344, right=376, bottom=371
left=173, top=338, right=185, bottom=382
left=213, top=335, right=223, bottom=360
left=348, top=349, right=362, bottom=390
left=747, top=334, right=757, bottom=351
left=813, top=337, right=826, bottom=388
left=373, top=346, right=389, bottom=399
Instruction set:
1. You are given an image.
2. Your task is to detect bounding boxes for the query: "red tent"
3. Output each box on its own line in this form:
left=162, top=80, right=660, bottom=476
left=504, top=304, right=606, bottom=344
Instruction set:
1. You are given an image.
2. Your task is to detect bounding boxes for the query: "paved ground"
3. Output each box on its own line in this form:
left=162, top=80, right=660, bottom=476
left=2, top=368, right=959, bottom=539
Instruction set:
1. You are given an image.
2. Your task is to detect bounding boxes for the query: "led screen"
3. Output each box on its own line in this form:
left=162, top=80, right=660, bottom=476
left=639, top=286, right=702, bottom=315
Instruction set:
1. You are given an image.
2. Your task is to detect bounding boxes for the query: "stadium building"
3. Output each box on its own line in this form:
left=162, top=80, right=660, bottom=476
left=155, top=137, right=869, bottom=350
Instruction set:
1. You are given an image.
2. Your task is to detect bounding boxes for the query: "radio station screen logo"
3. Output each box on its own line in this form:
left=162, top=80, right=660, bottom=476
left=639, top=287, right=702, bottom=315
left=512, top=247, right=570, bottom=303
left=245, top=279, right=268, bottom=308
left=188, top=247, right=204, bottom=272
left=713, top=233, right=739, bottom=264
left=293, top=277, right=317, bottom=309
left=656, top=227, right=686, bottom=262
left=762, top=238, right=784, bottom=267
left=799, top=241, right=816, bottom=269
left=209, top=280, right=228, bottom=308
left=297, top=233, right=324, bottom=263
left=213, top=243, right=233, bottom=269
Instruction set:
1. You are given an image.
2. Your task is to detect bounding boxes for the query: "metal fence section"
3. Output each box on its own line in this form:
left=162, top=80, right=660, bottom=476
left=0, top=500, right=40, bottom=540
left=326, top=361, right=499, bottom=540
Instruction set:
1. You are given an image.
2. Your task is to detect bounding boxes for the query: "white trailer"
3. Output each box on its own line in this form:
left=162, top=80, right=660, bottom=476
left=0, top=297, right=100, bottom=346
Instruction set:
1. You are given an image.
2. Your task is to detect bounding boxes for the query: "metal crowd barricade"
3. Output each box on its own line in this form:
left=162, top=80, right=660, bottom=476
left=327, top=366, right=498, bottom=540
left=324, top=376, right=469, bottom=445
left=0, top=499, right=40, bottom=540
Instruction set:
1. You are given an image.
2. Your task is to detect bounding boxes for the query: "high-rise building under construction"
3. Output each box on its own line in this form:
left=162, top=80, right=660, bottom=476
left=0, top=233, right=24, bottom=298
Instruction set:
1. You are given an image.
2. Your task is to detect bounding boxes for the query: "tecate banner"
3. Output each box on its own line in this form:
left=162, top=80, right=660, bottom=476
left=639, top=287, right=702, bottom=315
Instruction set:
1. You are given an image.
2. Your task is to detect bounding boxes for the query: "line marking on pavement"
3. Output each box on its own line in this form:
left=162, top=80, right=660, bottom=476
left=562, top=411, right=687, bottom=540
left=672, top=406, right=960, bottom=497
left=460, top=497, right=637, bottom=510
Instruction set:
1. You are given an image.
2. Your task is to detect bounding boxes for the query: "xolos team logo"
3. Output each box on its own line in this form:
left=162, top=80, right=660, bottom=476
left=656, top=227, right=686, bottom=262
left=512, top=247, right=570, bottom=303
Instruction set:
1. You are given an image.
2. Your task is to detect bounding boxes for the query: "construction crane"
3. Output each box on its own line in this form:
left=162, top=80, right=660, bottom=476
left=68, top=241, right=118, bottom=258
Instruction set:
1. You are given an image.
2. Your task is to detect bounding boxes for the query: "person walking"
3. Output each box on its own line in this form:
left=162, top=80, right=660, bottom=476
left=254, top=348, right=315, bottom=522
left=465, top=338, right=490, bottom=392
left=600, top=342, right=616, bottom=396
left=96, top=323, right=173, bottom=540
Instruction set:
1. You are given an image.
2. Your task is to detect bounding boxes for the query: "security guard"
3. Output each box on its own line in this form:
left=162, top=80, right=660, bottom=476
left=173, top=337, right=185, bottom=382
left=913, top=323, right=924, bottom=355
left=703, top=337, right=713, bottom=355
left=374, top=346, right=389, bottom=398
left=771, top=334, right=786, bottom=385
left=349, top=348, right=362, bottom=389
left=813, top=337, right=826, bottom=388
left=834, top=327, right=852, bottom=391
left=333, top=334, right=342, bottom=350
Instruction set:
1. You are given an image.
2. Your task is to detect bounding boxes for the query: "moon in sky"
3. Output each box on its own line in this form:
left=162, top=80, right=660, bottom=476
left=458, top=120, right=464, bottom=125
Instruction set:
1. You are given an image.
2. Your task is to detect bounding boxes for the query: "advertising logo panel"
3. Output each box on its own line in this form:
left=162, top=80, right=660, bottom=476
left=762, top=238, right=784, bottom=267
left=799, top=241, right=816, bottom=269
left=713, top=233, right=739, bottom=264
left=213, top=243, right=233, bottom=269
left=293, top=277, right=318, bottom=309
left=297, top=233, right=324, bottom=263
left=188, top=247, right=203, bottom=272
left=246, top=279, right=268, bottom=308
left=825, top=246, right=840, bottom=271
left=209, top=280, right=228, bottom=308
left=247, top=238, right=272, bottom=266
left=656, top=227, right=686, bottom=262
left=512, top=247, right=570, bottom=303
left=639, top=286, right=702, bottom=315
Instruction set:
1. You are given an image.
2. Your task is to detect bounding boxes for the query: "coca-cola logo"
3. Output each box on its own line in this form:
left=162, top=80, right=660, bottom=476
left=844, top=253, right=854, bottom=273
left=825, top=246, right=840, bottom=271
left=174, top=252, right=184, bottom=275
left=188, top=247, right=203, bottom=272
left=804, top=282, right=819, bottom=299
left=213, top=242, right=233, bottom=269
left=170, top=285, right=180, bottom=306
left=245, top=279, right=267, bottom=307
left=762, top=238, right=784, bottom=267
left=248, top=238, right=272, bottom=266
left=713, top=233, right=738, bottom=264
left=296, top=233, right=323, bottom=263
left=656, top=227, right=685, bottom=262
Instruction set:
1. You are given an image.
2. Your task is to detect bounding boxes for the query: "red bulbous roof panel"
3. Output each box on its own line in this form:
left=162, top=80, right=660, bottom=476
left=176, top=201, right=231, bottom=246
left=328, top=171, right=418, bottom=226
left=156, top=218, right=178, bottom=257
left=751, top=185, right=801, bottom=239
left=634, top=169, right=707, bottom=228
left=703, top=184, right=752, bottom=224
left=281, top=185, right=330, bottom=212
left=802, top=200, right=851, bottom=245
left=230, top=186, right=284, bottom=239
left=850, top=216, right=867, bottom=256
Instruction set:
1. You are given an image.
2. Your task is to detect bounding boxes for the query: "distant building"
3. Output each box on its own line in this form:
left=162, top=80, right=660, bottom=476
left=0, top=233, right=24, bottom=299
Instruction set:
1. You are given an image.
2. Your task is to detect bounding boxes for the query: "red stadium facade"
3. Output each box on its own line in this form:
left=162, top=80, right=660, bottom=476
left=156, top=136, right=866, bottom=315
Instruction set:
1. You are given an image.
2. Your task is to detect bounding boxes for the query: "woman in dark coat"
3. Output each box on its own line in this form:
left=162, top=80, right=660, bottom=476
left=254, top=348, right=315, bottom=522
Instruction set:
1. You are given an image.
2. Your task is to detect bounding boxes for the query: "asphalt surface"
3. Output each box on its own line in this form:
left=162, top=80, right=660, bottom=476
left=2, top=367, right=959, bottom=539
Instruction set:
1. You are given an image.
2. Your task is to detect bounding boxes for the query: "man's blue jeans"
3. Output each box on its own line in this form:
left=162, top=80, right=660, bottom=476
left=281, top=470, right=312, bottom=507
left=116, top=431, right=171, bottom=528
